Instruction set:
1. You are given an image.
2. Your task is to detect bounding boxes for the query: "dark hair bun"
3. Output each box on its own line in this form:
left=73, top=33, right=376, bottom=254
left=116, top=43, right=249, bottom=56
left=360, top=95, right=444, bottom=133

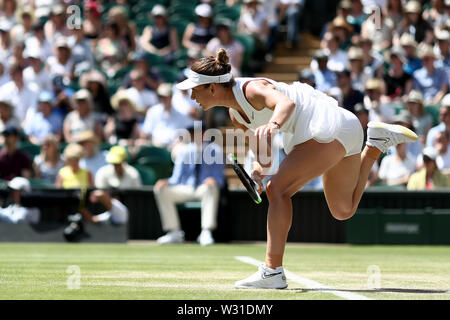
left=216, top=48, right=230, bottom=65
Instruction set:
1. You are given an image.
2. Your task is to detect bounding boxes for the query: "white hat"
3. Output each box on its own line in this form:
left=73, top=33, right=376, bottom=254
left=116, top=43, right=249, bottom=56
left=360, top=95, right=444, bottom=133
left=422, top=147, right=437, bottom=161
left=176, top=70, right=232, bottom=90
left=8, top=177, right=31, bottom=192
left=441, top=93, right=450, bottom=107
left=24, top=47, right=42, bottom=59
left=195, top=4, right=212, bottom=18
left=151, top=4, right=167, bottom=17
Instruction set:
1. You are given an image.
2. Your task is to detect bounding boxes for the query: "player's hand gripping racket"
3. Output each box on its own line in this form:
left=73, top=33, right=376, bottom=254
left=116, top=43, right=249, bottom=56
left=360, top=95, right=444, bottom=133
left=227, top=153, right=262, bottom=204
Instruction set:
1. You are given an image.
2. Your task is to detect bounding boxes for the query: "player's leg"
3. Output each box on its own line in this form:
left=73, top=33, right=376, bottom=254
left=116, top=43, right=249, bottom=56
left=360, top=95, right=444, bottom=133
left=322, top=147, right=380, bottom=221
left=235, top=139, right=347, bottom=289
left=264, top=139, right=346, bottom=269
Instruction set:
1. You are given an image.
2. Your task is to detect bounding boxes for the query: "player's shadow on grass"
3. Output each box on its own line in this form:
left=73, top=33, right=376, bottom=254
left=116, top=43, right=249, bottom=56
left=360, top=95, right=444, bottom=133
left=291, top=288, right=447, bottom=294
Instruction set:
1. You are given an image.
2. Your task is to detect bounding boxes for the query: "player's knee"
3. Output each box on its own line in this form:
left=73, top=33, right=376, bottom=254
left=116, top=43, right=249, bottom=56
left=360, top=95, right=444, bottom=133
left=266, top=180, right=289, bottom=203
left=331, top=208, right=355, bottom=221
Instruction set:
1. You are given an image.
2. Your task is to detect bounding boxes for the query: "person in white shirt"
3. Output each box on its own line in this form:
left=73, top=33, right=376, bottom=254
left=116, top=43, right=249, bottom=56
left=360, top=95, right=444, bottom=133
left=23, top=47, right=53, bottom=92
left=0, top=63, right=38, bottom=124
left=378, top=142, right=416, bottom=186
left=45, top=36, right=75, bottom=83
left=363, top=78, right=395, bottom=123
left=95, top=146, right=142, bottom=189
left=140, top=83, right=191, bottom=149
left=417, top=130, right=450, bottom=175
left=125, top=69, right=159, bottom=117
left=75, top=130, right=107, bottom=177
left=315, top=32, right=348, bottom=73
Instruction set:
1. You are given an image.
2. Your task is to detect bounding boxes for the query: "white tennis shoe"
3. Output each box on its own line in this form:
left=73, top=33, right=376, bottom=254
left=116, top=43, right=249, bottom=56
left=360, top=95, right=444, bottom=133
left=156, top=230, right=185, bottom=244
left=197, top=229, right=215, bottom=246
left=235, top=263, right=288, bottom=289
left=367, top=121, right=419, bottom=153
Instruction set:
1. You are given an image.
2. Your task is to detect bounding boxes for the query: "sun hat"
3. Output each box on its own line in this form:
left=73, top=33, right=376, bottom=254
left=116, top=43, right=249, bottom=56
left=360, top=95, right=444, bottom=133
left=110, top=90, right=136, bottom=111
left=63, top=143, right=84, bottom=160
left=195, top=4, right=212, bottom=18
left=106, top=146, right=127, bottom=164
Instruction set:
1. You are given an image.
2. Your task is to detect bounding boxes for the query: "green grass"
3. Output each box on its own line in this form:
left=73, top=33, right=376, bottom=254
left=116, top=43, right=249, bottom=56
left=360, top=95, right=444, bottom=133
left=0, top=243, right=449, bottom=300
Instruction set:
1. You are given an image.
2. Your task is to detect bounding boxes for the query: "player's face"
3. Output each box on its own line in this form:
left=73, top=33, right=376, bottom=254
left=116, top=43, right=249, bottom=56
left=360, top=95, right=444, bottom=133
left=191, top=85, right=214, bottom=110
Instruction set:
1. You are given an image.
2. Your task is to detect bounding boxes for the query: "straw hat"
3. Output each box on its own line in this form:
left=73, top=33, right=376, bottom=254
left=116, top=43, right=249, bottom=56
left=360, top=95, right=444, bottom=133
left=80, top=69, right=107, bottom=89
left=418, top=45, right=436, bottom=59
left=70, top=89, right=94, bottom=109
left=365, top=78, right=383, bottom=92
left=110, top=90, right=136, bottom=111
left=157, top=83, right=173, bottom=97
left=400, top=33, right=418, bottom=48
left=347, top=47, right=364, bottom=61
left=74, top=130, right=98, bottom=144
left=404, top=1, right=421, bottom=14
left=406, top=90, right=424, bottom=105
left=63, top=143, right=84, bottom=160
left=330, top=16, right=354, bottom=34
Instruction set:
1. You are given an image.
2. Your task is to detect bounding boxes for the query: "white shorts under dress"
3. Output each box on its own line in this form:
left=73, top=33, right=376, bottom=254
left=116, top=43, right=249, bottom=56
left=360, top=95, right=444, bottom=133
left=231, top=78, right=364, bottom=157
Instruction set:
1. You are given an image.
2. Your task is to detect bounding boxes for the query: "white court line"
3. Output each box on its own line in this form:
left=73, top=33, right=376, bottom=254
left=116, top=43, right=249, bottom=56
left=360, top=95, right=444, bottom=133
left=235, top=256, right=373, bottom=300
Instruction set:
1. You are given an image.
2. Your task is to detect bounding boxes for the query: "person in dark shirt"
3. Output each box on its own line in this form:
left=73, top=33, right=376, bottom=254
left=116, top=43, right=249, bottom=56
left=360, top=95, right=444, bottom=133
left=0, top=126, right=32, bottom=181
left=383, top=48, right=413, bottom=101
left=336, top=69, right=364, bottom=112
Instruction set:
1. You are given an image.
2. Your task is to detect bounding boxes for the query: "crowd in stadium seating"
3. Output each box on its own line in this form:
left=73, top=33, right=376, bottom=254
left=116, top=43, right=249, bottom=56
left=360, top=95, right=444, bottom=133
left=0, top=0, right=448, bottom=194
left=300, top=0, right=450, bottom=190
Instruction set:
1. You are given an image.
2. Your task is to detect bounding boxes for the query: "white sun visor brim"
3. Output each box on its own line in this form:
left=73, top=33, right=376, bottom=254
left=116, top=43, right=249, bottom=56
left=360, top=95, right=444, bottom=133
left=176, top=70, right=232, bottom=90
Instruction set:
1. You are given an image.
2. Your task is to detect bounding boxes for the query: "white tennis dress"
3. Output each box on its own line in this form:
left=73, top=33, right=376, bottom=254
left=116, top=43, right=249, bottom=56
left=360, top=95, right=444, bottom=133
left=230, top=77, right=364, bottom=156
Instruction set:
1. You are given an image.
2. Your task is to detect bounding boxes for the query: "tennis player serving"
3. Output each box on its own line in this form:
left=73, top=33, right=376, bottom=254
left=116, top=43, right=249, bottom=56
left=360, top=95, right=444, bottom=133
left=176, top=48, right=418, bottom=289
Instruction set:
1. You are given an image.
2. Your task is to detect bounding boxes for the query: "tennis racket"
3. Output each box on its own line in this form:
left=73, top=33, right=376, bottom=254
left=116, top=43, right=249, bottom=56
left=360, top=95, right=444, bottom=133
left=227, top=153, right=262, bottom=205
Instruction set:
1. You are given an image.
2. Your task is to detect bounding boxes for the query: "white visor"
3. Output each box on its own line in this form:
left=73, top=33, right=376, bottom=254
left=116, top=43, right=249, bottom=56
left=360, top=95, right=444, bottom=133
left=176, top=70, right=232, bottom=90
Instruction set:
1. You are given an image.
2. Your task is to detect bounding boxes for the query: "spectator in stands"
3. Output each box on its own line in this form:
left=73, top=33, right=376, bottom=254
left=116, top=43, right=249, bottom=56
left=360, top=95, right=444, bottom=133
left=407, top=146, right=449, bottom=190
left=83, top=0, right=102, bottom=41
left=63, top=89, right=102, bottom=143
left=104, top=90, right=142, bottom=147
left=9, top=40, right=27, bottom=70
left=433, top=131, right=450, bottom=175
left=435, top=29, right=450, bottom=71
left=364, top=78, right=395, bottom=123
left=75, top=130, right=107, bottom=177
left=0, top=63, right=38, bottom=125
left=55, top=143, right=94, bottom=189
left=121, top=51, right=162, bottom=91
left=33, top=134, right=64, bottom=185
left=346, top=0, right=366, bottom=34
left=279, top=0, right=304, bottom=49
left=423, top=0, right=448, bottom=33
left=107, top=5, right=137, bottom=53
left=79, top=69, right=114, bottom=120
left=389, top=111, right=423, bottom=160
left=44, top=4, right=71, bottom=42
left=154, top=125, right=225, bottom=246
left=413, top=45, right=449, bottom=106
left=68, top=25, right=96, bottom=75
left=25, top=21, right=52, bottom=61
left=24, top=90, right=64, bottom=144
left=383, top=47, right=413, bottom=102
left=298, top=68, right=316, bottom=88
left=0, top=126, right=32, bottom=181
left=140, top=5, right=179, bottom=65
left=336, top=69, right=364, bottom=112
left=205, top=18, right=244, bottom=76
left=0, top=99, right=20, bottom=138
left=141, top=83, right=191, bottom=149
left=358, top=37, right=384, bottom=79
left=347, top=46, right=369, bottom=92
left=79, top=189, right=129, bottom=225
left=238, top=0, right=269, bottom=59
left=0, top=21, right=11, bottom=62
left=311, top=49, right=336, bottom=93
left=95, top=146, right=142, bottom=189
left=182, top=3, right=215, bottom=52
left=23, top=47, right=52, bottom=92
left=95, top=21, right=128, bottom=78
left=45, top=37, right=75, bottom=83
left=0, top=177, right=40, bottom=224
left=328, top=16, right=353, bottom=50
left=124, top=69, right=160, bottom=118
left=405, top=90, right=433, bottom=144
left=0, top=0, right=17, bottom=27
left=10, top=6, right=31, bottom=39
left=378, top=142, right=416, bottom=187
left=426, top=94, right=450, bottom=147
left=399, top=33, right=422, bottom=75
left=52, top=75, right=74, bottom=115
left=0, top=61, right=9, bottom=87
left=360, top=5, right=393, bottom=52
left=320, top=32, right=348, bottom=73
left=396, top=1, right=434, bottom=45
left=172, top=69, right=203, bottom=129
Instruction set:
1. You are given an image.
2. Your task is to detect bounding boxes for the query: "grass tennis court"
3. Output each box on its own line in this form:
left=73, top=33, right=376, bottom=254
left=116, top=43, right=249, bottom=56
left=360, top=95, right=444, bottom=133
left=0, top=242, right=449, bottom=300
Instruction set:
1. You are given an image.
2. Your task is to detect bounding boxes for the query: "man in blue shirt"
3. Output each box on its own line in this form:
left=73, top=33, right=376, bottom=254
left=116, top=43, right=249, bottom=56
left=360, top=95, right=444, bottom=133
left=426, top=93, right=450, bottom=147
left=312, top=49, right=337, bottom=93
left=413, top=46, right=448, bottom=106
left=24, top=91, right=64, bottom=144
left=154, top=124, right=225, bottom=246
